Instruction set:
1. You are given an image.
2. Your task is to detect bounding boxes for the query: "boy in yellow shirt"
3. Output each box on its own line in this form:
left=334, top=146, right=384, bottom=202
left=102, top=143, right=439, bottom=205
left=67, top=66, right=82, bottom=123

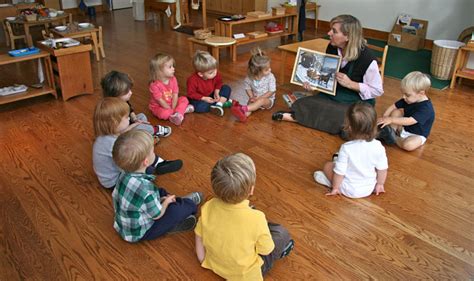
left=194, top=153, right=294, bottom=280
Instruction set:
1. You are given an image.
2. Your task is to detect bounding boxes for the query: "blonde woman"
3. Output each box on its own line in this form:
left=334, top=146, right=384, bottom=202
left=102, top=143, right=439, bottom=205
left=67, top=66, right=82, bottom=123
left=273, top=15, right=384, bottom=136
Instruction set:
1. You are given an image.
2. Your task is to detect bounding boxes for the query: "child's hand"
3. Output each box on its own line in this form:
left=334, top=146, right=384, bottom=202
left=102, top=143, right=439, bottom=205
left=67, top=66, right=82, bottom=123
left=249, top=96, right=257, bottom=103
left=214, top=93, right=220, bottom=101
left=377, top=117, right=392, bottom=128
left=374, top=183, right=385, bottom=195
left=202, top=97, right=215, bottom=103
left=302, top=82, right=312, bottom=91
left=162, top=195, right=176, bottom=206
left=325, top=188, right=341, bottom=196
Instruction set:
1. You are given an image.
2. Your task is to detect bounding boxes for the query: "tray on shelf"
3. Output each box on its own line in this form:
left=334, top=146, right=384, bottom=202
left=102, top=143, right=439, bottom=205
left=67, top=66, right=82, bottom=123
left=8, top=47, right=40, bottom=57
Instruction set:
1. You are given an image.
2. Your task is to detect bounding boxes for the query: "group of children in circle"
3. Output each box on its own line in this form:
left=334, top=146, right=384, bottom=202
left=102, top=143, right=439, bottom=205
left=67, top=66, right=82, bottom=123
left=91, top=46, right=434, bottom=280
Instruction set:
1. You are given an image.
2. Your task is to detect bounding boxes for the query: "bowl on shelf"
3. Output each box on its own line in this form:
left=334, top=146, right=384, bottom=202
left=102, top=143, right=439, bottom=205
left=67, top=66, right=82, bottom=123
left=78, top=22, right=91, bottom=28
left=54, top=25, right=67, bottom=31
left=57, top=10, right=64, bottom=15
left=6, top=16, right=16, bottom=21
left=49, top=11, right=58, bottom=17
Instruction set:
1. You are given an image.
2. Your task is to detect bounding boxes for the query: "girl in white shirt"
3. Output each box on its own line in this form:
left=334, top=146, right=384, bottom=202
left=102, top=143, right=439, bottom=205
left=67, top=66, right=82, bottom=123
left=314, top=102, right=388, bottom=198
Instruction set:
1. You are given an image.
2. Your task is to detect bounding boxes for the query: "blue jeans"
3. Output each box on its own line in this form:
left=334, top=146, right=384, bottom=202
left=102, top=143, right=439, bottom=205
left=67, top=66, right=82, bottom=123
left=140, top=188, right=197, bottom=240
left=189, top=84, right=231, bottom=113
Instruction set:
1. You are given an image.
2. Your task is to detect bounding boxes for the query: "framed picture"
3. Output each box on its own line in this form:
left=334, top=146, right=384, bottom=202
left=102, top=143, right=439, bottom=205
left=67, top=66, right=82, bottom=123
left=290, top=47, right=342, bottom=96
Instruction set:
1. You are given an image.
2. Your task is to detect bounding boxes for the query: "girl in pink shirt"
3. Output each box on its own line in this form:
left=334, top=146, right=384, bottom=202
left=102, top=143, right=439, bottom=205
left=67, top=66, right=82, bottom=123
left=149, top=53, right=194, bottom=125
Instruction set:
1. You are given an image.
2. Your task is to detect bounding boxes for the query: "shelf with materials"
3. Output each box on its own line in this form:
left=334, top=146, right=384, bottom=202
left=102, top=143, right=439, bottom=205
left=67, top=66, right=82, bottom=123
left=450, top=44, right=474, bottom=88
left=0, top=50, right=57, bottom=105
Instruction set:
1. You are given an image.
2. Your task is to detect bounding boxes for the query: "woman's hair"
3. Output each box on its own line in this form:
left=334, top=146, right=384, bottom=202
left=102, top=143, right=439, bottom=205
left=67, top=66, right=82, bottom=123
left=101, top=71, right=133, bottom=97
left=401, top=71, right=431, bottom=94
left=247, top=47, right=271, bottom=79
left=93, top=97, right=129, bottom=137
left=149, top=53, right=175, bottom=82
left=330, top=14, right=365, bottom=61
left=193, top=50, right=217, bottom=73
left=211, top=153, right=256, bottom=204
left=112, top=130, right=154, bottom=172
left=343, top=102, right=378, bottom=141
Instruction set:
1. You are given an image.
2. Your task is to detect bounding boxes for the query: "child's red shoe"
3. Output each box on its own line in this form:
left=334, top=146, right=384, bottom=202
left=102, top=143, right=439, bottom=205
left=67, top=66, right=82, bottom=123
left=231, top=102, right=247, bottom=122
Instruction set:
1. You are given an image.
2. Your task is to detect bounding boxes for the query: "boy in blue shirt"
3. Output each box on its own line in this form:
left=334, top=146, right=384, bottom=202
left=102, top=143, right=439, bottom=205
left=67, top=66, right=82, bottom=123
left=378, top=71, right=435, bottom=151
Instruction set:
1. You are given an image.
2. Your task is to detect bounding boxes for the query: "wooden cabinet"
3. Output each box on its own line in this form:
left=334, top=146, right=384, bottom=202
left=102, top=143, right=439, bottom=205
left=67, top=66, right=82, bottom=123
left=207, top=0, right=267, bottom=15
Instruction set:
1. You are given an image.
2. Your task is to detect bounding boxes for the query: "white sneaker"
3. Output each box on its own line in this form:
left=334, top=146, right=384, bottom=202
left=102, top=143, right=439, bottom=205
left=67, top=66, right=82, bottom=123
left=313, top=171, right=331, bottom=187
left=185, top=104, right=195, bottom=114
left=210, top=105, right=224, bottom=116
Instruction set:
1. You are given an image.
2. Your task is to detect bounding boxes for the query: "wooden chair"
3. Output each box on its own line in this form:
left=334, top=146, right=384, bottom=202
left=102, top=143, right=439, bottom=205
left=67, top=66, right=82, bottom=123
left=367, top=44, right=389, bottom=82
left=4, top=20, right=26, bottom=50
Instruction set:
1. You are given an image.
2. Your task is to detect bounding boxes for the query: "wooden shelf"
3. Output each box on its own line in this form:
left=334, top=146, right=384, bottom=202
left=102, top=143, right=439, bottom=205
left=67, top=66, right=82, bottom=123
left=0, top=86, right=56, bottom=105
left=450, top=44, right=474, bottom=88
left=236, top=31, right=294, bottom=46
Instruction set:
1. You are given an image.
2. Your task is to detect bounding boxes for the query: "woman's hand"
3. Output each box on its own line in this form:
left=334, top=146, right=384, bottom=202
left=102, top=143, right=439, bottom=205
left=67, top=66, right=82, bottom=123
left=336, top=72, right=354, bottom=89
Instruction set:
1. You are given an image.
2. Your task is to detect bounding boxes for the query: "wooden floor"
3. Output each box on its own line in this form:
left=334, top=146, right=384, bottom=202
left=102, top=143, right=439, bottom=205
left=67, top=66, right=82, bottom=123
left=1, top=9, right=473, bottom=280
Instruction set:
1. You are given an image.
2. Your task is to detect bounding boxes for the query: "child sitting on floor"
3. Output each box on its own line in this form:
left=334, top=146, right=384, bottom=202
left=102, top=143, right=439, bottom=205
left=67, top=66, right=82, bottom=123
left=101, top=70, right=172, bottom=137
left=112, top=129, right=203, bottom=242
left=232, top=47, right=276, bottom=122
left=378, top=71, right=435, bottom=151
left=186, top=50, right=232, bottom=116
left=314, top=102, right=388, bottom=198
left=195, top=153, right=294, bottom=280
left=92, top=98, right=182, bottom=189
left=149, top=53, right=194, bottom=126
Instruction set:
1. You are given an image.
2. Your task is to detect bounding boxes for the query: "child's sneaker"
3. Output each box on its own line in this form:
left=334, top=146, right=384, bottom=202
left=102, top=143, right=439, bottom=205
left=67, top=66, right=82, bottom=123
left=378, top=125, right=397, bottom=144
left=222, top=100, right=233, bottom=108
left=169, top=112, right=184, bottom=126
left=185, top=104, right=195, bottom=114
left=210, top=105, right=224, bottom=116
left=167, top=215, right=197, bottom=234
left=155, top=125, right=172, bottom=138
left=231, top=101, right=247, bottom=122
left=182, top=191, right=204, bottom=205
left=280, top=239, right=295, bottom=258
left=313, top=171, right=331, bottom=187
left=154, top=159, right=183, bottom=175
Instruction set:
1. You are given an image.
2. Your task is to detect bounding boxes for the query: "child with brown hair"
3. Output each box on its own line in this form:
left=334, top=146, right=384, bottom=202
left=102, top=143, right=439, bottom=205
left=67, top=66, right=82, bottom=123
left=195, top=153, right=294, bottom=280
left=314, top=102, right=388, bottom=198
left=92, top=98, right=182, bottom=189
left=112, top=129, right=203, bottom=242
left=231, top=47, right=276, bottom=122
left=101, top=70, right=172, bottom=137
left=149, top=53, right=194, bottom=126
left=186, top=50, right=232, bottom=116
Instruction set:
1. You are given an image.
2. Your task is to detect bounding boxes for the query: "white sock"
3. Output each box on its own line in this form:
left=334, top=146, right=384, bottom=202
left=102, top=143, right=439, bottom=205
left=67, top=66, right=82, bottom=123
left=215, top=102, right=223, bottom=107
left=313, top=171, right=331, bottom=187
left=157, top=157, right=165, bottom=164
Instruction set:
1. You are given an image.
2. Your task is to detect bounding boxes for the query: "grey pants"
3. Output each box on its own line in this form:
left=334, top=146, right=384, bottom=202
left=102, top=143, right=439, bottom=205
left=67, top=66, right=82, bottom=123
left=261, top=222, right=292, bottom=275
left=133, top=113, right=155, bottom=135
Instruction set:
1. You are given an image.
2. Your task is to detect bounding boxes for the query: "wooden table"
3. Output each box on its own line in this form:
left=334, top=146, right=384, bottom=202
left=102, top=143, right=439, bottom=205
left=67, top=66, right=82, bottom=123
left=10, top=13, right=71, bottom=47
left=214, top=13, right=298, bottom=57
left=51, top=23, right=105, bottom=61
left=0, top=50, right=56, bottom=105
left=38, top=43, right=93, bottom=101
left=278, top=38, right=329, bottom=84
left=187, top=36, right=236, bottom=63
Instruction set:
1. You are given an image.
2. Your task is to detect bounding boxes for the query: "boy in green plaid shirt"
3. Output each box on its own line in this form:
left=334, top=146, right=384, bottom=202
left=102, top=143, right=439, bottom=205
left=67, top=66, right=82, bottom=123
left=112, top=130, right=203, bottom=242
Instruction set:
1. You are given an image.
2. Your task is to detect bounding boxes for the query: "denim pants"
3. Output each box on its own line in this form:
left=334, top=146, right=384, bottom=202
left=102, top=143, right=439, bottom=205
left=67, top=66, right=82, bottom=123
left=141, top=187, right=197, bottom=240
left=189, top=84, right=231, bottom=113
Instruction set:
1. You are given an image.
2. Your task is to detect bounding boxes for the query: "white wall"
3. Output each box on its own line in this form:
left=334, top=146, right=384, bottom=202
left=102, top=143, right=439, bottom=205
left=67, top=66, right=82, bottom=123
left=268, top=0, right=474, bottom=40
left=62, top=0, right=103, bottom=9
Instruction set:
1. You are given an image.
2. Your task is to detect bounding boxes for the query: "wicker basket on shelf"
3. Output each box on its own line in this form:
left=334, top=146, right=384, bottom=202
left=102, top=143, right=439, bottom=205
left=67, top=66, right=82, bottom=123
left=25, top=14, right=37, bottom=21
left=194, top=29, right=212, bottom=40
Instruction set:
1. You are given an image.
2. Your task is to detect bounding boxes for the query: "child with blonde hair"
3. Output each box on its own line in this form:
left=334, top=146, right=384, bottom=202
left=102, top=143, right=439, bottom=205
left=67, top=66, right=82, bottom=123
left=378, top=71, right=435, bottom=151
left=232, top=47, right=276, bottom=122
left=195, top=153, right=294, bottom=280
left=186, top=50, right=232, bottom=116
left=101, top=70, right=172, bottom=137
left=92, top=97, right=182, bottom=189
left=112, top=129, right=203, bottom=242
left=149, top=53, right=194, bottom=126
left=314, top=102, right=388, bottom=198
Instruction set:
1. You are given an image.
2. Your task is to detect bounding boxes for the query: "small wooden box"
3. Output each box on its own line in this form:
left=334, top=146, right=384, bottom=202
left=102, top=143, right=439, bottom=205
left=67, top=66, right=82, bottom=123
left=247, top=11, right=272, bottom=18
left=281, top=5, right=297, bottom=14
left=272, top=7, right=285, bottom=16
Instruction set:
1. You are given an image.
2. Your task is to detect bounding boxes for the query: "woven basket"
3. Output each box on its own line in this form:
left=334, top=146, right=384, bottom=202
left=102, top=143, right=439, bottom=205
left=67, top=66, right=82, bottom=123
left=430, top=40, right=465, bottom=80
left=25, top=14, right=37, bottom=22
left=194, top=29, right=212, bottom=40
